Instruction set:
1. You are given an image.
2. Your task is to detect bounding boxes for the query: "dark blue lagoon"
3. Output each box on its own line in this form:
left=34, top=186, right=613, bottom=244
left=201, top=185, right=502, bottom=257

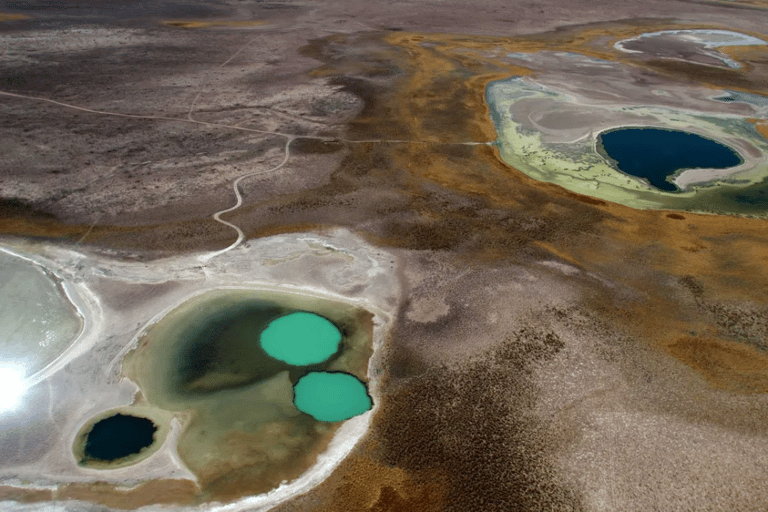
left=597, top=127, right=743, bottom=192
left=83, top=414, right=157, bottom=462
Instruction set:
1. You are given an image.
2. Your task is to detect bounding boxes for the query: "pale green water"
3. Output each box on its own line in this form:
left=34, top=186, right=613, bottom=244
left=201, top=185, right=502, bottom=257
left=293, top=372, right=372, bottom=422
left=485, top=76, right=768, bottom=215
left=260, top=312, right=341, bottom=366
left=124, top=288, right=375, bottom=494
left=0, top=250, right=82, bottom=375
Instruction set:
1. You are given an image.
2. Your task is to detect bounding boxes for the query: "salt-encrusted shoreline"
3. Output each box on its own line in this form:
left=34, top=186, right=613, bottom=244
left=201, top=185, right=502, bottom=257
left=0, top=228, right=400, bottom=511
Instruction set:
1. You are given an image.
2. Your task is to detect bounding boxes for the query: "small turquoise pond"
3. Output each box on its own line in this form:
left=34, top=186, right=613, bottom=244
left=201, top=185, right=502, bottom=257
left=260, top=312, right=342, bottom=366
left=293, top=372, right=372, bottom=422
left=597, top=127, right=743, bottom=192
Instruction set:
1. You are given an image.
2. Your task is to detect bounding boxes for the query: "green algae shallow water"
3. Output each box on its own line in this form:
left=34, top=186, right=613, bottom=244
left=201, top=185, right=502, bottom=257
left=123, top=288, right=374, bottom=497
left=486, top=76, right=768, bottom=216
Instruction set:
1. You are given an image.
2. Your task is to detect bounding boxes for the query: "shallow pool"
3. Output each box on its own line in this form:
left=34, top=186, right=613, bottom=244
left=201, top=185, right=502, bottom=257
left=0, top=250, right=81, bottom=376
left=123, top=288, right=374, bottom=497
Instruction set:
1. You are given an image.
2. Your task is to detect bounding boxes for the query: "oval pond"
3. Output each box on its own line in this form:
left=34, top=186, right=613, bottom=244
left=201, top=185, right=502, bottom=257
left=83, top=413, right=157, bottom=462
left=260, top=312, right=342, bottom=366
left=293, top=371, right=372, bottom=422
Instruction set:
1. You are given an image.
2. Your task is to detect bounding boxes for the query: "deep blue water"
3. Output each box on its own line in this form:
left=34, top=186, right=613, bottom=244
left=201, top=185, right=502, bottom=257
left=84, top=414, right=157, bottom=461
left=598, top=128, right=743, bottom=192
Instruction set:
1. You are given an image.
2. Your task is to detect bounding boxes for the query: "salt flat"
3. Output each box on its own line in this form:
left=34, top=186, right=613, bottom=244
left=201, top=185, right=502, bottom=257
left=2, top=1, right=768, bottom=510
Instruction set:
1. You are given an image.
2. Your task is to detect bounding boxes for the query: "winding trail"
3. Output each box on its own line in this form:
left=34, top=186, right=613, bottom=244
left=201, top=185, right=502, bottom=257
left=202, top=136, right=295, bottom=261
left=0, top=89, right=493, bottom=257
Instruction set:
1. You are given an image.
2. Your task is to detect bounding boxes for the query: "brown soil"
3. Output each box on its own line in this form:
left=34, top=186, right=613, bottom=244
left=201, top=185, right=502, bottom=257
left=4, top=6, right=768, bottom=511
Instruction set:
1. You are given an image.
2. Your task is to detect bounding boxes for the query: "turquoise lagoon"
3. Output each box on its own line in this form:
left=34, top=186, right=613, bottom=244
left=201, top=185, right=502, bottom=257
left=260, top=312, right=342, bottom=366
left=293, top=372, right=373, bottom=422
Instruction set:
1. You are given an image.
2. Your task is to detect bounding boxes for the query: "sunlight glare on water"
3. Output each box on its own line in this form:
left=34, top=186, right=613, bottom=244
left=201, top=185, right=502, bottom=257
left=0, top=366, right=26, bottom=412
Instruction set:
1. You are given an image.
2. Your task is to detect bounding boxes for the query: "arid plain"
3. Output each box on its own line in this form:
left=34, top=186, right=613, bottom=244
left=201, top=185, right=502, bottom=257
left=1, top=0, right=768, bottom=511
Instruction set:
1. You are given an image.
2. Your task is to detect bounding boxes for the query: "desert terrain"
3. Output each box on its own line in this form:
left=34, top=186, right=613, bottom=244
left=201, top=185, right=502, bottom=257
left=1, top=1, right=768, bottom=511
